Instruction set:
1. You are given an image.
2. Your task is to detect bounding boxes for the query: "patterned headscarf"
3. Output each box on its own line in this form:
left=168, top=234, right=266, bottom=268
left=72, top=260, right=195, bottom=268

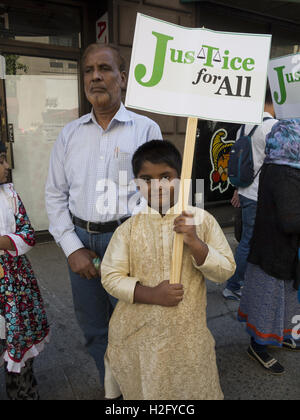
left=265, top=119, right=300, bottom=169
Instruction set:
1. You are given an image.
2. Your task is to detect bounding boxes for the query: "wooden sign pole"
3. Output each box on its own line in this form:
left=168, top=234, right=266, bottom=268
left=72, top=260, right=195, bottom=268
left=170, top=117, right=198, bottom=284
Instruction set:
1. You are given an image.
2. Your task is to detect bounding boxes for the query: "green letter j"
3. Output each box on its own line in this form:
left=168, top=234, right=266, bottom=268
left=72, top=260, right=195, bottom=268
left=273, top=65, right=287, bottom=105
left=134, top=31, right=174, bottom=88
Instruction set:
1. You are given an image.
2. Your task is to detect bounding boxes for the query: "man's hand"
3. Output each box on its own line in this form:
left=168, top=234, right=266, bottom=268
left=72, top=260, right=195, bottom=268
left=68, top=248, right=99, bottom=280
left=231, top=190, right=241, bottom=208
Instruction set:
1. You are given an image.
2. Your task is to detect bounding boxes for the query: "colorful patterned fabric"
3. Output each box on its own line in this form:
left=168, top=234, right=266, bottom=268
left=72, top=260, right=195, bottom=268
left=0, top=193, right=49, bottom=373
left=238, top=263, right=300, bottom=346
left=265, top=118, right=300, bottom=169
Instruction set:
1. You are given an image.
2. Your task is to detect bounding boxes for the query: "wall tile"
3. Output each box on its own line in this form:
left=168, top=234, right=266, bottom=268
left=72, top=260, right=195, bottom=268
left=118, top=5, right=139, bottom=46
left=176, top=117, right=188, bottom=135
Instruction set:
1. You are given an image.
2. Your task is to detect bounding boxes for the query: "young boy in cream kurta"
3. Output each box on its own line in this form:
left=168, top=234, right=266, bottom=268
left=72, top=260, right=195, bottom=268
left=101, top=140, right=236, bottom=400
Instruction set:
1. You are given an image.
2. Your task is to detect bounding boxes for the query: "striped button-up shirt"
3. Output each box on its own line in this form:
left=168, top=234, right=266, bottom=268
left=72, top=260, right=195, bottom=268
left=45, top=103, right=162, bottom=258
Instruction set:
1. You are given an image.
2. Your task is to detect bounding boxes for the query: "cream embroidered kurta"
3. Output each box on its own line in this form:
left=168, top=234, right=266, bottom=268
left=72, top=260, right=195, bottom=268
left=101, top=206, right=236, bottom=400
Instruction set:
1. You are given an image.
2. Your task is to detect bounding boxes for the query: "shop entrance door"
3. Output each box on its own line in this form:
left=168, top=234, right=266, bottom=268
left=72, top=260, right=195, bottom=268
left=1, top=54, right=79, bottom=231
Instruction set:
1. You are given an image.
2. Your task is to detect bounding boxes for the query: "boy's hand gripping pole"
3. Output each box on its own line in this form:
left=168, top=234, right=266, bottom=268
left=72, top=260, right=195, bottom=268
left=170, top=117, right=198, bottom=284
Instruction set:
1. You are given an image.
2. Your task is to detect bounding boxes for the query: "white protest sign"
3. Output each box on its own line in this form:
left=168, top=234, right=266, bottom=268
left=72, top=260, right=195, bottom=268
left=125, top=14, right=272, bottom=125
left=268, top=53, right=300, bottom=119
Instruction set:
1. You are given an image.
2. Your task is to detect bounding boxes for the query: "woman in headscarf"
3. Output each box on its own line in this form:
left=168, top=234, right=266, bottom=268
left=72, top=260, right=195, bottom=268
left=238, top=118, right=300, bottom=375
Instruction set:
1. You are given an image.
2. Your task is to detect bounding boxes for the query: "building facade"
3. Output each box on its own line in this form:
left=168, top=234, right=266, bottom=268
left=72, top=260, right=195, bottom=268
left=0, top=0, right=299, bottom=231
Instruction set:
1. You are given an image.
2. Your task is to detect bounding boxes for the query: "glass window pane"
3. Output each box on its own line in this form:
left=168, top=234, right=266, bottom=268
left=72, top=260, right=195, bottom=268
left=4, top=55, right=79, bottom=230
left=271, top=26, right=300, bottom=58
left=0, top=3, right=81, bottom=48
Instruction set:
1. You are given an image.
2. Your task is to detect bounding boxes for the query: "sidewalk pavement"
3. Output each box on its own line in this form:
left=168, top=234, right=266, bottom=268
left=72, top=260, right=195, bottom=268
left=1, top=227, right=299, bottom=400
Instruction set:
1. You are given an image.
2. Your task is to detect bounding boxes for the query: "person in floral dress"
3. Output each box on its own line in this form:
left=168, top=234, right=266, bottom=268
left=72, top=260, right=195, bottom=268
left=0, top=143, right=49, bottom=400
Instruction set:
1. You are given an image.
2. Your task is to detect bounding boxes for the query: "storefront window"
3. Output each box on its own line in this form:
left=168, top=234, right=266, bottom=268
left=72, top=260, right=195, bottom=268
left=0, top=2, right=81, bottom=48
left=271, top=25, right=300, bottom=58
left=3, top=54, right=79, bottom=230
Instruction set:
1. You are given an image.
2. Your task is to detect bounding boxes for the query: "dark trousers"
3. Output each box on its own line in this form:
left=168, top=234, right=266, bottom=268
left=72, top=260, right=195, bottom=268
left=68, top=226, right=118, bottom=388
left=226, top=195, right=257, bottom=292
left=251, top=337, right=267, bottom=353
left=5, top=359, right=39, bottom=400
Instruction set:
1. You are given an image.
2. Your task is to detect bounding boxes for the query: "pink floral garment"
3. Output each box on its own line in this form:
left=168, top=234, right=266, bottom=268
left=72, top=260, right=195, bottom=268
left=0, top=184, right=49, bottom=373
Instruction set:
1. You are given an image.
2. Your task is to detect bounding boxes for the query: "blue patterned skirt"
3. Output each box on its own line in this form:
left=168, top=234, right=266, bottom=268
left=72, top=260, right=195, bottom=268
left=238, top=263, right=300, bottom=346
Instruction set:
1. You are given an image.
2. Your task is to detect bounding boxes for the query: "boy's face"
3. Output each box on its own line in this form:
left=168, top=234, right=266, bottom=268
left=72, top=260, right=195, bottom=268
left=0, top=153, right=9, bottom=184
left=136, top=161, right=180, bottom=214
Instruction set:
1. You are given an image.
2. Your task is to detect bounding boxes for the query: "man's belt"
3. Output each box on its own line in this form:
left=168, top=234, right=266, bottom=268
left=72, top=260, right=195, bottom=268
left=71, top=214, right=130, bottom=234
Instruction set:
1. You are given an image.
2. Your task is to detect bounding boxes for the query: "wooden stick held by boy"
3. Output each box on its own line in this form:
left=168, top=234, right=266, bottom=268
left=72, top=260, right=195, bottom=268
left=170, top=117, right=198, bottom=284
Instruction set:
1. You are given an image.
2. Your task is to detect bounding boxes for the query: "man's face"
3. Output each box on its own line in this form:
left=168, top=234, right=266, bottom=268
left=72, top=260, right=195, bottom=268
left=83, top=47, right=127, bottom=111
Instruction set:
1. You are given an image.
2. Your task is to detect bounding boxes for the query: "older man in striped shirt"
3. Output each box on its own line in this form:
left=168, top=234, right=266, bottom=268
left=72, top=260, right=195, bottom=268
left=45, top=43, right=162, bottom=391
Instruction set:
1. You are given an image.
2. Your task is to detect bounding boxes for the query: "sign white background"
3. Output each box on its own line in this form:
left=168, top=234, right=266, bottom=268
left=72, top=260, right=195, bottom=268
left=126, top=14, right=272, bottom=124
left=268, top=53, right=300, bottom=119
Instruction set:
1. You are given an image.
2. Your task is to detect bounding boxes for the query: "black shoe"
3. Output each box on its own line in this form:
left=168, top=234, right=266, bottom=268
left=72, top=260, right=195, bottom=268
left=247, top=345, right=285, bottom=375
left=282, top=338, right=300, bottom=351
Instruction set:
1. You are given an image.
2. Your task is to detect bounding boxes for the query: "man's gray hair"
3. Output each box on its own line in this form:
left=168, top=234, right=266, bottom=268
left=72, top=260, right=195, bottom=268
left=81, top=43, right=126, bottom=73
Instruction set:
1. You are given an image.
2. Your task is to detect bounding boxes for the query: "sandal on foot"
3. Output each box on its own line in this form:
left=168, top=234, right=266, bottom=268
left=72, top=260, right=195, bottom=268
left=282, top=338, right=300, bottom=351
left=247, top=345, right=285, bottom=375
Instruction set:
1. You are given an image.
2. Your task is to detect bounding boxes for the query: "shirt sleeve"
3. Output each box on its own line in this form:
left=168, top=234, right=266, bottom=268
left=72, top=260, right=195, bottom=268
left=45, top=130, right=84, bottom=258
left=101, top=220, right=140, bottom=303
left=262, top=118, right=278, bottom=138
left=5, top=194, right=35, bottom=257
left=146, top=120, right=163, bottom=141
left=191, top=212, right=236, bottom=284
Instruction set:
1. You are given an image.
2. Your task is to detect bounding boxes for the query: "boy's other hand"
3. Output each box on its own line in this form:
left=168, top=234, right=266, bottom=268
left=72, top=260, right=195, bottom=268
left=68, top=248, right=99, bottom=280
left=153, top=280, right=184, bottom=307
left=173, top=211, right=198, bottom=246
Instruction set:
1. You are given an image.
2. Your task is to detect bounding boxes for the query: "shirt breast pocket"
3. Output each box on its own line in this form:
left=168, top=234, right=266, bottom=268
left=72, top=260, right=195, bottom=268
left=109, top=152, right=133, bottom=186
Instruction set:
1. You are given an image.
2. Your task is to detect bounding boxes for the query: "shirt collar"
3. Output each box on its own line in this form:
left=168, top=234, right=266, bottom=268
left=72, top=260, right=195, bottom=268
left=81, top=102, right=133, bottom=126
left=113, top=103, right=133, bottom=123
left=141, top=203, right=186, bottom=217
left=263, top=111, right=273, bottom=119
left=140, top=204, right=204, bottom=225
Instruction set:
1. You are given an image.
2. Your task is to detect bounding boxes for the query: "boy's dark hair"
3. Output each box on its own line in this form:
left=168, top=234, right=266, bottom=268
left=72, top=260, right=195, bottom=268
left=132, top=140, right=182, bottom=178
